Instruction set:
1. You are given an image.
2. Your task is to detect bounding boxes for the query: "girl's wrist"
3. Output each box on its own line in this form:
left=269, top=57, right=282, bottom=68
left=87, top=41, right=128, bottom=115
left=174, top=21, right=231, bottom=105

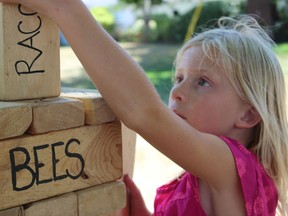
left=53, top=1, right=95, bottom=32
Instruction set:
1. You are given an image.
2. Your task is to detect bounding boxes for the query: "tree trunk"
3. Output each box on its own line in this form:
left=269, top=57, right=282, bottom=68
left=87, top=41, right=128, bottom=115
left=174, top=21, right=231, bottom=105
left=142, top=0, right=151, bottom=42
left=247, top=0, right=273, bottom=24
left=247, top=0, right=276, bottom=37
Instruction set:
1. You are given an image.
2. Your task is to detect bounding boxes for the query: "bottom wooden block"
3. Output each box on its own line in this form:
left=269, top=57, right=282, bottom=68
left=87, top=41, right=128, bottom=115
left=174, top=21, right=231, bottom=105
left=77, top=181, right=126, bottom=216
left=24, top=193, right=77, bottom=216
left=0, top=206, right=23, bottom=216
left=98, top=214, right=115, bottom=216
left=0, top=121, right=122, bottom=210
left=0, top=181, right=126, bottom=216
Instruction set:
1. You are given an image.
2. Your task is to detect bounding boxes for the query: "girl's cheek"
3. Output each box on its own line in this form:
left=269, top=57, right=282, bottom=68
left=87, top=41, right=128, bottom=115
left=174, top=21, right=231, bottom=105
left=168, top=98, right=173, bottom=109
left=168, top=93, right=175, bottom=108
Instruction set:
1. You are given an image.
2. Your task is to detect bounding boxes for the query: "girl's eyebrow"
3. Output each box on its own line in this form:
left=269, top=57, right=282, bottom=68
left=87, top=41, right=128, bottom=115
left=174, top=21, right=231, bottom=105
left=193, top=67, right=224, bottom=85
left=174, top=67, right=185, bottom=75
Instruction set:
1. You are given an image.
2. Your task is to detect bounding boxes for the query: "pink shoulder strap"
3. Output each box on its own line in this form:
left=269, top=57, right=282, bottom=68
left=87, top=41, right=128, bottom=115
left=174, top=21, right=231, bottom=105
left=220, top=136, right=278, bottom=216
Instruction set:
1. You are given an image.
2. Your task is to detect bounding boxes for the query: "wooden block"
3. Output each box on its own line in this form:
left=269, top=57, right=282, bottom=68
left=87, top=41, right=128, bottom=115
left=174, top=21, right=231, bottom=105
left=24, top=192, right=77, bottom=216
left=20, top=97, right=85, bottom=135
left=0, top=4, right=60, bottom=101
left=0, top=206, right=24, bottom=216
left=121, top=123, right=136, bottom=177
left=77, top=181, right=126, bottom=216
left=0, top=121, right=122, bottom=210
left=98, top=214, right=115, bottom=216
left=0, top=102, right=32, bottom=140
left=61, top=88, right=115, bottom=125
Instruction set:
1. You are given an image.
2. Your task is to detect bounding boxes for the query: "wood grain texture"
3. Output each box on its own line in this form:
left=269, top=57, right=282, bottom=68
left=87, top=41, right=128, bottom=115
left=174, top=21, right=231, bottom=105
left=121, top=123, right=136, bottom=177
left=0, top=121, right=122, bottom=210
left=0, top=102, right=32, bottom=140
left=0, top=206, right=24, bottom=216
left=20, top=97, right=85, bottom=135
left=24, top=193, right=77, bottom=216
left=0, top=4, right=60, bottom=100
left=77, top=181, right=126, bottom=216
left=98, top=214, right=115, bottom=216
left=61, top=88, right=115, bottom=125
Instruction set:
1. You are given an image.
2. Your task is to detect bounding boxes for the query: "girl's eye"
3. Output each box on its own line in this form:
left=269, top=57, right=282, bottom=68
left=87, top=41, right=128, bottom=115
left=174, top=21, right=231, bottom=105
left=174, top=75, right=183, bottom=84
left=197, top=79, right=210, bottom=87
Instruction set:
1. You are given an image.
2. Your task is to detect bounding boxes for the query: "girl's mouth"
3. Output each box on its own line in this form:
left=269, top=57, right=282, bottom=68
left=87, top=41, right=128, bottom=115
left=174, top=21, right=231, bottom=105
left=178, top=114, right=187, bottom=120
left=173, top=110, right=187, bottom=120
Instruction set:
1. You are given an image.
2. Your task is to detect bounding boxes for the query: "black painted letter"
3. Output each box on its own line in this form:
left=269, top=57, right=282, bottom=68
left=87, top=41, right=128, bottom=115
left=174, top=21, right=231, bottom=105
left=65, top=138, right=85, bottom=180
left=52, top=142, right=68, bottom=181
left=33, top=144, right=53, bottom=185
left=9, top=147, right=35, bottom=191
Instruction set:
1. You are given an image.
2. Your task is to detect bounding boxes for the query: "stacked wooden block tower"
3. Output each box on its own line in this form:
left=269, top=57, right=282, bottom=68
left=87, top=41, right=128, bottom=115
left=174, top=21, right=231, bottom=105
left=0, top=3, right=133, bottom=216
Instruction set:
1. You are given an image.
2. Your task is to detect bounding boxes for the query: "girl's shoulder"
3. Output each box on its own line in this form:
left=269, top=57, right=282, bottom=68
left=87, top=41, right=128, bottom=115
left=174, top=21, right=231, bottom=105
left=220, top=136, right=278, bottom=216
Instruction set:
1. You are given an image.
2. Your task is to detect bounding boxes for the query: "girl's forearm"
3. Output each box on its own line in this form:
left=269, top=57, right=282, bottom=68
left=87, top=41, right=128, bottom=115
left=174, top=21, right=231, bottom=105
left=55, top=2, right=164, bottom=129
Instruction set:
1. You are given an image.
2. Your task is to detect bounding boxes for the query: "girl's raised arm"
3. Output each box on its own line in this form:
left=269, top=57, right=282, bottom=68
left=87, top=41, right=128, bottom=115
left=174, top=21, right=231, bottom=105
left=0, top=0, right=237, bottom=189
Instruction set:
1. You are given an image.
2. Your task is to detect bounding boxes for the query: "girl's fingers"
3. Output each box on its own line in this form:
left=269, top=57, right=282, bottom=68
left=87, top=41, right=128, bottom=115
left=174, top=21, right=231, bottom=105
left=123, top=174, right=142, bottom=197
left=0, top=0, right=73, bottom=22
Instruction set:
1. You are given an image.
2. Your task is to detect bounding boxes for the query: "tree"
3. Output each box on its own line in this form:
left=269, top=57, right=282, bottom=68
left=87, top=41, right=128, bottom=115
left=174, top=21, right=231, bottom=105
left=120, top=0, right=163, bottom=42
left=247, top=0, right=277, bottom=36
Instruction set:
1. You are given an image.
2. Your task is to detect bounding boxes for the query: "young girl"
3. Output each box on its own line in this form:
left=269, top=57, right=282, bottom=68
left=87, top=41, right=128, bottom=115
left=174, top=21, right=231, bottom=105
left=1, top=1, right=287, bottom=215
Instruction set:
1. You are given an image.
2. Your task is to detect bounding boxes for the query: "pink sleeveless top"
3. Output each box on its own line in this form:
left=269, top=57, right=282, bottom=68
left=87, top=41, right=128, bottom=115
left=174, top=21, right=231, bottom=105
left=153, top=137, right=278, bottom=216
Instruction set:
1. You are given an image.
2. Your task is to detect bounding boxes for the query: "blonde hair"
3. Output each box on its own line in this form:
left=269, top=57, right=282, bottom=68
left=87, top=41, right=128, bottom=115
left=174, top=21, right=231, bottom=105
left=176, top=15, right=288, bottom=214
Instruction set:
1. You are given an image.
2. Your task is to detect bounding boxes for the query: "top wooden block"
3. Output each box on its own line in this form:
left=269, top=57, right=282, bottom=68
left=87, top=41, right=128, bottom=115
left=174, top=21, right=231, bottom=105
left=0, top=4, right=60, bottom=101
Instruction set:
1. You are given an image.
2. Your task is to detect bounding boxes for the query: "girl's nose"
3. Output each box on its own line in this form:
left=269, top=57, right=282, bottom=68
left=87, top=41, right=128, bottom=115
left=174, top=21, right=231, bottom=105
left=170, top=84, right=187, bottom=103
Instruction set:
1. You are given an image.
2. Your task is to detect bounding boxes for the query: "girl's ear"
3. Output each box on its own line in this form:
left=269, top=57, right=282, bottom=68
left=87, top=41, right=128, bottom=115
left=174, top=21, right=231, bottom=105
left=236, top=106, right=261, bottom=129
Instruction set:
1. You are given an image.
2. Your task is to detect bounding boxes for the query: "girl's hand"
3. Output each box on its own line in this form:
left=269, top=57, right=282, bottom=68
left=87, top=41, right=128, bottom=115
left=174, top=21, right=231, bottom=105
left=0, top=0, right=82, bottom=22
left=117, top=175, right=152, bottom=216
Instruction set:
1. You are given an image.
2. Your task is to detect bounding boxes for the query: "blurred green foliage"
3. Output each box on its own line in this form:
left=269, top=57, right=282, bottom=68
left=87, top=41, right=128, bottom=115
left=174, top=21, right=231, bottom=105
left=120, top=1, right=245, bottom=43
left=88, top=1, right=288, bottom=44
left=118, top=0, right=288, bottom=43
left=119, top=0, right=162, bottom=5
left=162, top=1, right=247, bottom=43
left=90, top=7, right=116, bottom=34
left=274, top=43, right=288, bottom=54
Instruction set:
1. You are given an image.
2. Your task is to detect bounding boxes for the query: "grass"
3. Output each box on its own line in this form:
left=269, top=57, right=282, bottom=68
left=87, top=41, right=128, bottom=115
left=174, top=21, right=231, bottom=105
left=274, top=43, right=288, bottom=54
left=146, top=70, right=173, bottom=104
left=274, top=43, right=288, bottom=76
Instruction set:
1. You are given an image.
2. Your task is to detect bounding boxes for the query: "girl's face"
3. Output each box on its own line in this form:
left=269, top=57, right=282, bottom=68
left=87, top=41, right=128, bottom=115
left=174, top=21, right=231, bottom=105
left=169, top=46, right=248, bottom=137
